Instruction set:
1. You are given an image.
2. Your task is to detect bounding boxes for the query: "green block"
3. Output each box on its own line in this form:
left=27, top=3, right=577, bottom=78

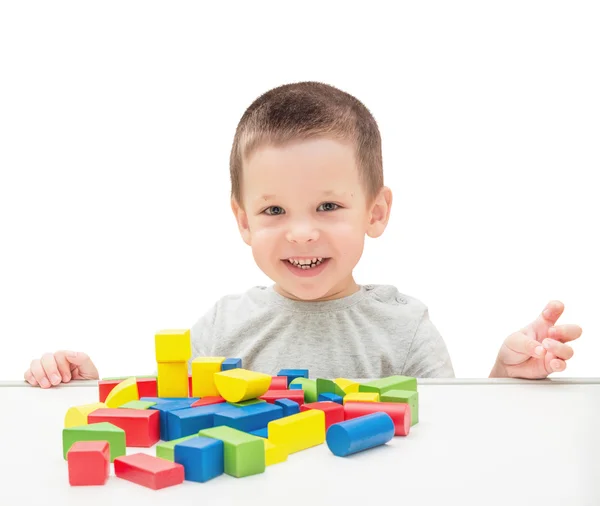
left=101, top=375, right=157, bottom=381
left=62, top=422, right=126, bottom=462
left=198, top=426, right=265, bottom=478
left=359, top=375, right=417, bottom=395
left=119, top=400, right=156, bottom=409
left=227, top=399, right=266, bottom=408
left=380, top=389, right=419, bottom=425
left=155, top=435, right=199, bottom=461
left=289, top=378, right=318, bottom=403
left=316, top=378, right=345, bottom=398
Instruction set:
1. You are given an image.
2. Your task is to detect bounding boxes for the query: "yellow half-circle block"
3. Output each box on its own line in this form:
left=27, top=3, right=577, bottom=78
left=213, top=368, right=271, bottom=403
left=343, top=392, right=379, bottom=404
left=264, top=439, right=288, bottom=466
left=64, top=402, right=107, bottom=428
left=105, top=377, right=139, bottom=408
left=334, top=378, right=360, bottom=394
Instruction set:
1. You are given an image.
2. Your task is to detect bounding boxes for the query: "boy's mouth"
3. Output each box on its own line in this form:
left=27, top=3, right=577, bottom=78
left=282, top=257, right=330, bottom=270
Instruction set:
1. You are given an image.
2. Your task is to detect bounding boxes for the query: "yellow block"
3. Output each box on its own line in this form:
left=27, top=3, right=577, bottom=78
left=334, top=378, right=360, bottom=394
left=64, top=402, right=107, bottom=428
left=213, top=368, right=271, bottom=403
left=264, top=439, right=288, bottom=466
left=268, top=410, right=325, bottom=454
left=157, top=362, right=188, bottom=397
left=155, top=329, right=191, bottom=362
left=105, top=377, right=139, bottom=408
left=191, top=357, right=226, bottom=397
left=343, top=392, right=379, bottom=404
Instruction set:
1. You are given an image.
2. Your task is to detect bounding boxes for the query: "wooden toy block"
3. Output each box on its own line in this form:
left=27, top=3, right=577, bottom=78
left=104, top=377, right=139, bottom=408
left=156, top=435, right=198, bottom=461
left=227, top=399, right=266, bottom=408
left=213, top=368, right=271, bottom=403
left=250, top=427, right=268, bottom=438
left=87, top=408, right=160, bottom=447
left=289, top=378, right=318, bottom=402
left=149, top=399, right=201, bottom=439
left=318, top=393, right=343, bottom=404
left=191, top=357, right=226, bottom=397
left=277, top=369, right=309, bottom=386
left=102, top=375, right=156, bottom=380
left=343, top=392, right=379, bottom=404
left=136, top=377, right=158, bottom=398
left=67, top=441, right=110, bottom=486
left=188, top=374, right=193, bottom=396
left=154, top=329, right=191, bottom=362
left=198, top=426, right=265, bottom=478
left=300, top=401, right=344, bottom=430
left=119, top=400, right=156, bottom=410
left=259, top=389, right=304, bottom=405
left=334, top=378, right=360, bottom=394
left=166, top=403, right=229, bottom=441
left=344, top=401, right=411, bottom=436
left=64, top=402, right=107, bottom=428
left=269, top=376, right=288, bottom=390
left=221, top=358, right=242, bottom=371
left=213, top=402, right=283, bottom=433
left=114, top=453, right=184, bottom=490
left=174, top=436, right=224, bottom=483
left=264, top=439, right=288, bottom=466
left=358, top=375, right=417, bottom=395
left=380, top=389, right=419, bottom=426
left=268, top=409, right=325, bottom=454
left=157, top=362, right=188, bottom=398
left=274, top=398, right=300, bottom=417
left=63, top=422, right=125, bottom=462
left=290, top=384, right=302, bottom=390
left=326, top=412, right=395, bottom=457
left=99, top=377, right=157, bottom=402
left=190, top=396, right=225, bottom=408
left=142, top=396, right=197, bottom=404
left=316, top=378, right=346, bottom=398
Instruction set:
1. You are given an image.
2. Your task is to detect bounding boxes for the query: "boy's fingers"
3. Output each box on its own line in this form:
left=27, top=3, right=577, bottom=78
left=53, top=351, right=73, bottom=382
left=548, top=324, right=583, bottom=343
left=64, top=351, right=99, bottom=380
left=40, top=353, right=62, bottom=386
left=505, top=332, right=546, bottom=359
left=30, top=359, right=51, bottom=388
left=542, top=338, right=574, bottom=360
left=23, top=369, right=38, bottom=386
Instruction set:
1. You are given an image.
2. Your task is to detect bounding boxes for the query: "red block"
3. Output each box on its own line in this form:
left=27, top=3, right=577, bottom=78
left=259, top=389, right=305, bottom=405
left=343, top=401, right=411, bottom=436
left=300, top=401, right=344, bottom=429
left=98, top=380, right=119, bottom=402
left=67, top=441, right=110, bottom=486
left=88, top=408, right=160, bottom=447
left=114, top=453, right=184, bottom=490
left=98, top=377, right=158, bottom=402
left=190, top=396, right=225, bottom=408
left=188, top=374, right=193, bottom=396
left=269, top=376, right=288, bottom=390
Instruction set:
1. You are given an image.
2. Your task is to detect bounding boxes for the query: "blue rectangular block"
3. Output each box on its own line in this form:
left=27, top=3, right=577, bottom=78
left=277, top=369, right=309, bottom=386
left=174, top=436, right=224, bottom=482
left=221, top=358, right=242, bottom=371
left=318, top=393, right=344, bottom=405
left=149, top=399, right=200, bottom=439
left=167, top=404, right=229, bottom=441
left=274, top=398, right=300, bottom=417
left=213, top=402, right=283, bottom=433
left=290, top=384, right=303, bottom=390
left=249, top=427, right=268, bottom=438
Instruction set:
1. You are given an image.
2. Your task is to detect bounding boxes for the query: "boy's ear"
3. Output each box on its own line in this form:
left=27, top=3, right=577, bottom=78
left=366, top=186, right=393, bottom=238
left=231, top=198, right=252, bottom=246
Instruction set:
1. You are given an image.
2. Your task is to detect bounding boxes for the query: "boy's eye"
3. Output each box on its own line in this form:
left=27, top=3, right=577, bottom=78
left=318, top=202, right=339, bottom=212
left=264, top=206, right=285, bottom=216
left=263, top=202, right=340, bottom=215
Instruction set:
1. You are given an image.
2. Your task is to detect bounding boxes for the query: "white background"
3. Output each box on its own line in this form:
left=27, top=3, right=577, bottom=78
left=1, top=1, right=598, bottom=380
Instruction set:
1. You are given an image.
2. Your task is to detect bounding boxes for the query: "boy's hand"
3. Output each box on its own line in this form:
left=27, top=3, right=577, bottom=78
left=491, top=300, right=582, bottom=379
left=24, top=351, right=99, bottom=388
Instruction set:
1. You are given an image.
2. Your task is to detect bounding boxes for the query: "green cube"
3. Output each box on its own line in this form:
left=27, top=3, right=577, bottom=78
left=359, top=375, right=417, bottom=395
left=119, top=400, right=156, bottom=409
left=316, top=378, right=345, bottom=398
left=156, top=435, right=198, bottom=461
left=289, top=378, right=318, bottom=403
left=62, top=422, right=126, bottom=461
left=198, top=426, right=265, bottom=478
left=380, top=389, right=419, bottom=425
left=227, top=399, right=266, bottom=408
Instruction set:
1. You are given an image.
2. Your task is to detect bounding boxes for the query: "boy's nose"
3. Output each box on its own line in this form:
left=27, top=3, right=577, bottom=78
left=285, top=224, right=319, bottom=244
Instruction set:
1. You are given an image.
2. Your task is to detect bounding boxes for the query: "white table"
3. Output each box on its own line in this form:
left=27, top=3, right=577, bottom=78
left=1, top=378, right=599, bottom=506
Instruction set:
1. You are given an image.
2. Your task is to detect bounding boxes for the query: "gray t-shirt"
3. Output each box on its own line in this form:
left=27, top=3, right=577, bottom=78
left=189, top=284, right=455, bottom=379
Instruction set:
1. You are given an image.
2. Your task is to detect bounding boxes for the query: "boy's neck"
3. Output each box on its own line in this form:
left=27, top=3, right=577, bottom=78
left=273, top=277, right=360, bottom=302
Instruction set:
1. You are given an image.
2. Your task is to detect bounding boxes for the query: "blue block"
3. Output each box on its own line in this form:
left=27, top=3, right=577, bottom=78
left=249, top=427, right=268, bottom=438
left=141, top=397, right=199, bottom=404
left=277, top=369, right=309, bottom=386
left=167, top=404, right=229, bottom=441
left=221, top=358, right=242, bottom=371
left=319, top=393, right=343, bottom=405
left=290, top=384, right=303, bottom=390
left=213, top=402, right=283, bottom=432
left=174, top=436, right=224, bottom=482
left=149, top=399, right=200, bottom=439
left=274, top=398, right=300, bottom=417
left=326, top=412, right=395, bottom=457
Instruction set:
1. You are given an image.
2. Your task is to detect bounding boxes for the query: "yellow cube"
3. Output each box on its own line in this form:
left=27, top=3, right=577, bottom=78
left=155, top=329, right=191, bottom=362
left=64, top=402, right=107, bottom=428
left=334, top=378, right=360, bottom=394
left=213, top=368, right=271, bottom=403
left=264, top=439, right=288, bottom=466
left=191, top=357, right=226, bottom=397
left=268, top=410, right=325, bottom=454
left=157, top=362, right=188, bottom=397
left=105, top=377, right=139, bottom=408
left=343, top=392, right=380, bottom=404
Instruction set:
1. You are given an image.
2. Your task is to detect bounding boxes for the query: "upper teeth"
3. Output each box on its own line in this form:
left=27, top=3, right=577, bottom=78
left=288, top=257, right=323, bottom=265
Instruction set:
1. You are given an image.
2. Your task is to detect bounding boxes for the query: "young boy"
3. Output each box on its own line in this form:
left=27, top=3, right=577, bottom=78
left=23, top=81, right=582, bottom=388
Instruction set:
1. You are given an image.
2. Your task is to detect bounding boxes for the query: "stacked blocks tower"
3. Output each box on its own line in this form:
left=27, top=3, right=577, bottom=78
left=155, top=329, right=192, bottom=398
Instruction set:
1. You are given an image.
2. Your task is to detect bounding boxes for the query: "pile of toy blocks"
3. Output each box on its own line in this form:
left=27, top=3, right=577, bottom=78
left=62, top=329, right=419, bottom=489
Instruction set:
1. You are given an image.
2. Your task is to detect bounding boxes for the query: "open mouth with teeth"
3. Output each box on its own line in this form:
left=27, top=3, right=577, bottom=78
left=284, top=257, right=329, bottom=269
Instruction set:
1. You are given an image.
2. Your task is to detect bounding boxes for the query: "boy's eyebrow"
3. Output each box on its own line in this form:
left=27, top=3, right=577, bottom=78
left=258, top=190, right=346, bottom=202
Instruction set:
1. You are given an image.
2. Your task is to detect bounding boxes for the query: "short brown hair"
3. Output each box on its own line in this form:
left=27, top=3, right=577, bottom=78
left=229, top=81, right=383, bottom=208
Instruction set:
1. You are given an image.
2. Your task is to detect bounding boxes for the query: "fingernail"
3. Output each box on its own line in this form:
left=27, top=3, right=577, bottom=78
left=40, top=378, right=50, bottom=388
left=543, top=339, right=551, bottom=349
left=543, top=308, right=552, bottom=318
left=51, top=374, right=61, bottom=384
left=535, top=346, right=544, bottom=356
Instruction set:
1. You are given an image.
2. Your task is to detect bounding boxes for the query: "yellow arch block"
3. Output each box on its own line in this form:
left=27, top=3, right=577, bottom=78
left=64, top=402, right=107, bottom=428
left=343, top=392, right=379, bottom=404
left=268, top=410, right=325, bottom=454
left=264, top=439, right=288, bottom=466
left=334, top=378, right=360, bottom=394
left=105, top=377, right=139, bottom=408
left=213, top=368, right=271, bottom=403
left=191, top=357, right=225, bottom=397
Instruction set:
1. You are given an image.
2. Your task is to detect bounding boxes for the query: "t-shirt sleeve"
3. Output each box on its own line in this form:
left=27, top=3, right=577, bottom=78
left=190, top=302, right=218, bottom=359
left=401, top=309, right=455, bottom=378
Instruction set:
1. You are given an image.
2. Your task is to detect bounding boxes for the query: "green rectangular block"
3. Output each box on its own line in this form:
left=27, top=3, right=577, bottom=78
left=359, top=375, right=417, bottom=395
left=155, top=435, right=199, bottom=461
left=62, top=422, right=126, bottom=462
left=380, top=389, right=419, bottom=425
left=198, top=426, right=265, bottom=478
left=290, top=378, right=318, bottom=403
left=119, top=400, right=156, bottom=410
left=227, top=399, right=266, bottom=408
left=316, top=378, right=345, bottom=398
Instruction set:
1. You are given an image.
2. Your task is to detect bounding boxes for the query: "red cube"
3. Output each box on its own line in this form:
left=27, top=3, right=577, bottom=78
left=67, top=441, right=110, bottom=486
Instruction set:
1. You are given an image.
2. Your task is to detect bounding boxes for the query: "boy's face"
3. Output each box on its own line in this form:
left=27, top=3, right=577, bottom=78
left=232, top=137, right=392, bottom=302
